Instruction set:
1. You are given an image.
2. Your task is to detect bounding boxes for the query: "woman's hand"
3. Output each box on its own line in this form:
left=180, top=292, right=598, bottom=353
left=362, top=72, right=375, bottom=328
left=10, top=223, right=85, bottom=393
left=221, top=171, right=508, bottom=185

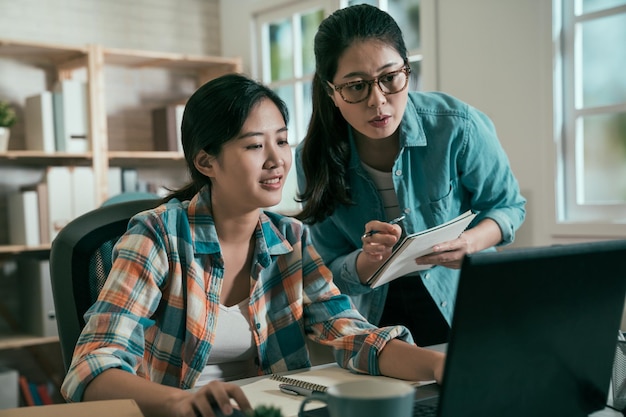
left=83, top=369, right=253, bottom=417
left=414, top=234, right=472, bottom=270
left=415, top=218, right=503, bottom=270
left=360, top=220, right=402, bottom=262
left=356, top=220, right=402, bottom=283
left=169, top=381, right=253, bottom=417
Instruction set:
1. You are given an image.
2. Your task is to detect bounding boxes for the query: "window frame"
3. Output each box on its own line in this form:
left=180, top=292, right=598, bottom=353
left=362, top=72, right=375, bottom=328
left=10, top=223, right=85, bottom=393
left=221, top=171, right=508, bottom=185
left=555, top=0, right=626, bottom=233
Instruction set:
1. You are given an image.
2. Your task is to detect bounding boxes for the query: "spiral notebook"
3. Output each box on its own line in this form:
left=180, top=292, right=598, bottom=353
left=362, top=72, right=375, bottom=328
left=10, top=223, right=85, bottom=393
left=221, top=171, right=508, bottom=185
left=239, top=365, right=426, bottom=417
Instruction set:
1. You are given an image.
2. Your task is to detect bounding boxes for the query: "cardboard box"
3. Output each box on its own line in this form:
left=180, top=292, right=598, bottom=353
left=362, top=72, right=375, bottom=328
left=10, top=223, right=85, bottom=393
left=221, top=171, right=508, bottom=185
left=0, top=399, right=144, bottom=416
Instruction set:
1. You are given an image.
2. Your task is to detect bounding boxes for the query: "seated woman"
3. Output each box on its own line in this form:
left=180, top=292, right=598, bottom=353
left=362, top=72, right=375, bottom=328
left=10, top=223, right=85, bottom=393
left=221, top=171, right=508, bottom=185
left=61, top=73, right=445, bottom=417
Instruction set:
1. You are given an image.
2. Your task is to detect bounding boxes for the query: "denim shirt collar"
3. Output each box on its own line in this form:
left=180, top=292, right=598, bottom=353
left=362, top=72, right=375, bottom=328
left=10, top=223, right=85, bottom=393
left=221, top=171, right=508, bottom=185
left=400, top=95, right=427, bottom=147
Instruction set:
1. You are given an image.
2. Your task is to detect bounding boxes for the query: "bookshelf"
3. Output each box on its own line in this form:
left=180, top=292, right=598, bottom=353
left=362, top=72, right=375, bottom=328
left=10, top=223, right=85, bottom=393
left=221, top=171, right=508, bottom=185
left=0, top=38, right=241, bottom=349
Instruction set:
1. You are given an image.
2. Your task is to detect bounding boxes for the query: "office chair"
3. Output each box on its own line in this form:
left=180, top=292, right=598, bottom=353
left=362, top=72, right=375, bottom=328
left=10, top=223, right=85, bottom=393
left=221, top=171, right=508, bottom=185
left=49, top=198, right=161, bottom=371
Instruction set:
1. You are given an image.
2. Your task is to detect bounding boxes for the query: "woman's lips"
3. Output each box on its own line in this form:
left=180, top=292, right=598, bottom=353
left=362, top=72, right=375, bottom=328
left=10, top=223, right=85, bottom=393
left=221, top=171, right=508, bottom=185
left=260, top=176, right=282, bottom=190
left=369, top=115, right=391, bottom=128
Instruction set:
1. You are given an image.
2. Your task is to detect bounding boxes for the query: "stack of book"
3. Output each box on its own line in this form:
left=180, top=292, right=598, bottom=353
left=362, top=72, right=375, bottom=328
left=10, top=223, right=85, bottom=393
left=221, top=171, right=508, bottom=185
left=23, top=79, right=89, bottom=153
left=151, top=104, right=184, bottom=153
left=7, top=166, right=96, bottom=246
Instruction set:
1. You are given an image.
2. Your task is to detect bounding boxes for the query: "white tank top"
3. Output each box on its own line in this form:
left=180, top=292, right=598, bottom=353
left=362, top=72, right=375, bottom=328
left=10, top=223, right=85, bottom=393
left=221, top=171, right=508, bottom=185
left=194, top=297, right=258, bottom=387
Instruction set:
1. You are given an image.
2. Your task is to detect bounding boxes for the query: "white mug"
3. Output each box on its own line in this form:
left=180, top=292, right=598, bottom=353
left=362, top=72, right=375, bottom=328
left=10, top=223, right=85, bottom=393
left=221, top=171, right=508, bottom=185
left=298, top=379, right=415, bottom=417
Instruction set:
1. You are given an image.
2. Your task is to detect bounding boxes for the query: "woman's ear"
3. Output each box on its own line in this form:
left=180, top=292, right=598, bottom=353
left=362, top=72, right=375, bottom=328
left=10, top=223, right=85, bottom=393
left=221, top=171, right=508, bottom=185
left=328, top=92, right=339, bottom=107
left=324, top=83, right=339, bottom=107
left=194, top=150, right=215, bottom=177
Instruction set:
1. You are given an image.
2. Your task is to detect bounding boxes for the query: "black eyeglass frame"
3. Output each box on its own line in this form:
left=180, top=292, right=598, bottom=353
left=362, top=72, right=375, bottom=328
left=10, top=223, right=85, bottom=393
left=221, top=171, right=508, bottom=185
left=328, top=65, right=412, bottom=104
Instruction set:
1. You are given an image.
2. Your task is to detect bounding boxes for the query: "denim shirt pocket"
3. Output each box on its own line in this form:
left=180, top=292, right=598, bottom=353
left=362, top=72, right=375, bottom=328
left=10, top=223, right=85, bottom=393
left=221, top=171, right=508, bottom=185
left=428, top=178, right=461, bottom=225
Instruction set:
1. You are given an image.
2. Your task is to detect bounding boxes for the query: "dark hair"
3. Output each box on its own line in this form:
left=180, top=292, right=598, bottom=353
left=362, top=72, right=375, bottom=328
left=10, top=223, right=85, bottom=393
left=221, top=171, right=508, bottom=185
left=164, top=73, right=289, bottom=202
left=296, top=4, right=408, bottom=224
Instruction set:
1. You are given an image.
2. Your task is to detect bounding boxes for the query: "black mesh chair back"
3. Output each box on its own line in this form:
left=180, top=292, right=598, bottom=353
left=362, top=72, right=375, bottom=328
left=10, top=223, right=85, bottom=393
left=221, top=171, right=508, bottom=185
left=49, top=198, right=161, bottom=371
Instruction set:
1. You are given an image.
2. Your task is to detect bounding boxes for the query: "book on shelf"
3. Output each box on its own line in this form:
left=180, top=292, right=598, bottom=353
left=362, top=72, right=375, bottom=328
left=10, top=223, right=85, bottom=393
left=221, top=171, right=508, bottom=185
left=71, top=166, right=97, bottom=218
left=45, top=166, right=73, bottom=241
left=0, top=367, right=19, bottom=409
left=121, top=168, right=139, bottom=192
left=367, top=210, right=477, bottom=289
left=52, top=79, right=89, bottom=153
left=152, top=104, right=184, bottom=152
left=20, top=181, right=50, bottom=244
left=44, top=166, right=97, bottom=241
left=18, top=259, right=58, bottom=338
left=28, top=382, right=43, bottom=406
left=18, top=375, right=35, bottom=407
left=24, top=91, right=56, bottom=153
left=35, top=383, right=54, bottom=405
left=7, top=190, right=40, bottom=246
left=108, top=167, right=123, bottom=198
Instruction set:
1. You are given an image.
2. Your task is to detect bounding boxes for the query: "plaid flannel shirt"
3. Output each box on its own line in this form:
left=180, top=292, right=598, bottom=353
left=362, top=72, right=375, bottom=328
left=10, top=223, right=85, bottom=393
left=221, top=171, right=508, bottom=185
left=61, top=186, right=412, bottom=402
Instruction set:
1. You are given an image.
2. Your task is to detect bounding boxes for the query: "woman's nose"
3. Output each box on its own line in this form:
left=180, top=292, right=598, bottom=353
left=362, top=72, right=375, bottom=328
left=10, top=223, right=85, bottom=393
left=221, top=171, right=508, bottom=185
left=367, top=82, right=387, bottom=107
left=264, top=152, right=284, bottom=169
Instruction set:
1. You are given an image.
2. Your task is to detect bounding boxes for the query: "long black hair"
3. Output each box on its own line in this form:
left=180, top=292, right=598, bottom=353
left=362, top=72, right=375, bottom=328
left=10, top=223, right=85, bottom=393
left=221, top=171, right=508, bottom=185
left=296, top=4, right=408, bottom=224
left=164, top=73, right=289, bottom=203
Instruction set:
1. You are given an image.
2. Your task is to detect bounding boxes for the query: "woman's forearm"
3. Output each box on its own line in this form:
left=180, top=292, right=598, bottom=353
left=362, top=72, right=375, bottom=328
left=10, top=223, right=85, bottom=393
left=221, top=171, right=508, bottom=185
left=355, top=250, right=385, bottom=284
left=83, top=368, right=186, bottom=417
left=460, top=218, right=503, bottom=253
left=378, top=339, right=445, bottom=383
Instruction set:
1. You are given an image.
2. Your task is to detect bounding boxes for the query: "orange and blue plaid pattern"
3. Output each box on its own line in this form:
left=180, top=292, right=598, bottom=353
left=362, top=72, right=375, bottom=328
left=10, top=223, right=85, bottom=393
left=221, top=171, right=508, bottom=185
left=61, top=186, right=413, bottom=402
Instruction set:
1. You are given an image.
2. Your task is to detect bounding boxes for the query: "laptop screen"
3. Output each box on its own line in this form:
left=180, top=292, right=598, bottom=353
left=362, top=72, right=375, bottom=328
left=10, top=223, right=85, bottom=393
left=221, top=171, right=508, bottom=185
left=437, top=240, right=626, bottom=417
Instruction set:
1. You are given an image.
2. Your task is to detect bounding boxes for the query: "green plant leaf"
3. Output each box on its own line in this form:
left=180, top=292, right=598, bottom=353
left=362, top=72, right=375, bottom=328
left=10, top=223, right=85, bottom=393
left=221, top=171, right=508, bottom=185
left=252, top=404, right=285, bottom=417
left=0, top=100, right=17, bottom=127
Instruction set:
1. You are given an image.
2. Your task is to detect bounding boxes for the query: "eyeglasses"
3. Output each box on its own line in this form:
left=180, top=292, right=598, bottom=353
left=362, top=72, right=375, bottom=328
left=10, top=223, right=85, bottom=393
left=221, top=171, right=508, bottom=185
left=328, top=65, right=411, bottom=104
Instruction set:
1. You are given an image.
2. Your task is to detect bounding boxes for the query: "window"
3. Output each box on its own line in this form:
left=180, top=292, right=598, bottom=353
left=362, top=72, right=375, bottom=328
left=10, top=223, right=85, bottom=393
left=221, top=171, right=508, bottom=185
left=349, top=0, right=424, bottom=90
left=557, top=0, right=626, bottom=224
left=254, top=1, right=328, bottom=213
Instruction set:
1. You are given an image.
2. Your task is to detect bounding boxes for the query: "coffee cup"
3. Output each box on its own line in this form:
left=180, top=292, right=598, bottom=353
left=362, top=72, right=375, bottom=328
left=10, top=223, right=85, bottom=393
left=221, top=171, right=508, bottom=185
left=298, top=379, right=415, bottom=417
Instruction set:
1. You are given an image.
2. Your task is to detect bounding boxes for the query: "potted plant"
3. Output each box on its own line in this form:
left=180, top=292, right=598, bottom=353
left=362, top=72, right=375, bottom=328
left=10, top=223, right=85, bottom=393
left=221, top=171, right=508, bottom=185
left=0, top=100, right=16, bottom=152
left=250, top=405, right=284, bottom=417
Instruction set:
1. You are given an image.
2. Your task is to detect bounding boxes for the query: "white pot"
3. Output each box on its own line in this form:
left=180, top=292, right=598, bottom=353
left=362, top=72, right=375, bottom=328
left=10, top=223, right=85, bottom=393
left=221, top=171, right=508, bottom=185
left=0, top=127, right=10, bottom=152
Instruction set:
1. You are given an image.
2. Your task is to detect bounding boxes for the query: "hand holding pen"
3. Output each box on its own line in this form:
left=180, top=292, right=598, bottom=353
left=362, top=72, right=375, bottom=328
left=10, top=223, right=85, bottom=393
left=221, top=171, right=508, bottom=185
left=361, top=215, right=405, bottom=263
left=362, top=215, right=405, bottom=239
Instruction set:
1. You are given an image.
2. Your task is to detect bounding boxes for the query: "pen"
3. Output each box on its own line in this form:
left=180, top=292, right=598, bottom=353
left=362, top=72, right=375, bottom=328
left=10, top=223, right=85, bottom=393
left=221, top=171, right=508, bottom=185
left=361, top=214, right=406, bottom=239
left=279, top=383, right=320, bottom=397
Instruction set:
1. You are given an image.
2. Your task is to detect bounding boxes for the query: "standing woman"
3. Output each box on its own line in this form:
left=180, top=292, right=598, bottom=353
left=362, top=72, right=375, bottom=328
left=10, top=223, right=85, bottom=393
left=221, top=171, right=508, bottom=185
left=61, top=73, right=445, bottom=417
left=296, top=5, right=526, bottom=347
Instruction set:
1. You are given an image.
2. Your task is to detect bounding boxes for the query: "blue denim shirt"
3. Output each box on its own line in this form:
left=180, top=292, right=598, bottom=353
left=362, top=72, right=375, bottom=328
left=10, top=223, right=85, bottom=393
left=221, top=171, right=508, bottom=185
left=295, top=91, right=526, bottom=325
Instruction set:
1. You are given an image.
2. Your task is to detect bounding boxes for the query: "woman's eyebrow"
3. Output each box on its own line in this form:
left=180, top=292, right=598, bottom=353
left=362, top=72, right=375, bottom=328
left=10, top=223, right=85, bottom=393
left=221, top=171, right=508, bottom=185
left=339, top=62, right=399, bottom=80
left=236, top=126, right=288, bottom=140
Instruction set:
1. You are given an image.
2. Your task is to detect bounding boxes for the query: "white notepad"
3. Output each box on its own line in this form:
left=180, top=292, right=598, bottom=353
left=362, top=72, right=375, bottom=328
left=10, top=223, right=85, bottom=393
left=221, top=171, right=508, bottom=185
left=367, top=210, right=476, bottom=288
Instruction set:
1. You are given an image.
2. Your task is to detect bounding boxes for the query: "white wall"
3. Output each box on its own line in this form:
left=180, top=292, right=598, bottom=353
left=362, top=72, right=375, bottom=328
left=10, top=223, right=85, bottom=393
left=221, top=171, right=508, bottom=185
left=434, top=1, right=555, bottom=248
left=0, top=0, right=222, bottom=56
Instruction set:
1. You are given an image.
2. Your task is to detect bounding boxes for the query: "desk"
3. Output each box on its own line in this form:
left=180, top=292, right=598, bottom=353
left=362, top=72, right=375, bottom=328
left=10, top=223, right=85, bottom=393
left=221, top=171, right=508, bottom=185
left=233, top=365, right=623, bottom=417
left=231, top=343, right=623, bottom=417
left=235, top=363, right=419, bottom=417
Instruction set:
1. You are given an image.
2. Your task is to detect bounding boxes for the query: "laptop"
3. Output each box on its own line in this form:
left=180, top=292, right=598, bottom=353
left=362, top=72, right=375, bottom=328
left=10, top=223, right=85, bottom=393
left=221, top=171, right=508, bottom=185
left=305, top=239, right=626, bottom=417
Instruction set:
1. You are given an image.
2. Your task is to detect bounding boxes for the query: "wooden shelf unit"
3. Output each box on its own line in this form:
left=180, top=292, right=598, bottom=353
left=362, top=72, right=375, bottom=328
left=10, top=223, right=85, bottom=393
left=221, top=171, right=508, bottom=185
left=0, top=38, right=241, bottom=348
